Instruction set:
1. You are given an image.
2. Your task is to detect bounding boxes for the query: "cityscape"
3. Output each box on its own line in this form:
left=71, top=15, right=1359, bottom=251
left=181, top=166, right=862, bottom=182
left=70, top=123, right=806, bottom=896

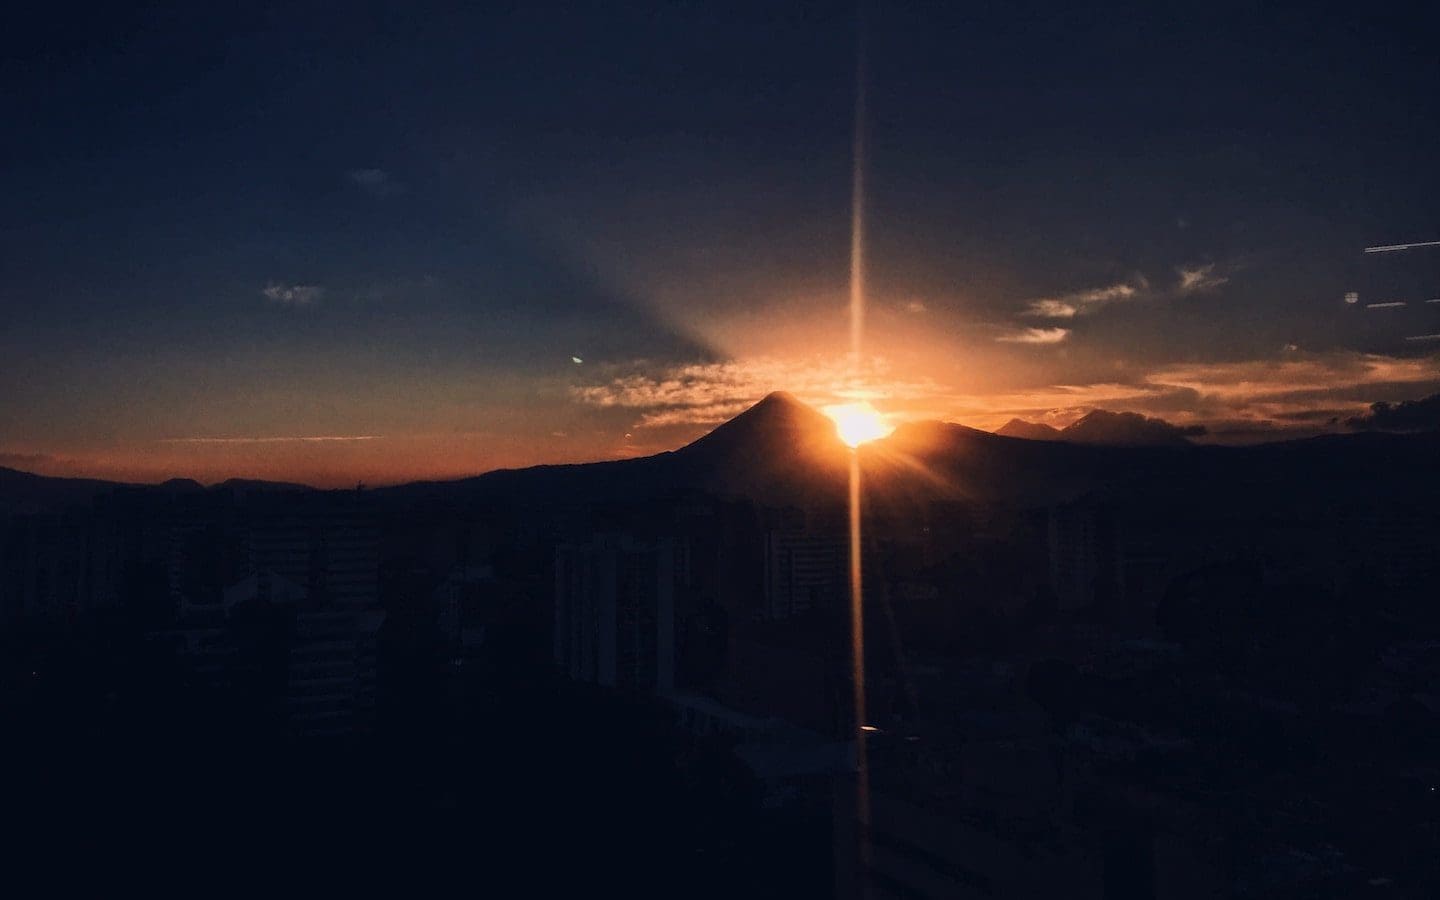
left=6, top=391, right=1439, bottom=895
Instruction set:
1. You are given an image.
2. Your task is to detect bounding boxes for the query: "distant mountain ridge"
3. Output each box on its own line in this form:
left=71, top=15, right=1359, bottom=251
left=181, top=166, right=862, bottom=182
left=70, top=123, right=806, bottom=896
left=995, top=419, right=1062, bottom=441
left=5, top=394, right=1440, bottom=514
left=0, top=466, right=313, bottom=515
left=0, top=466, right=139, bottom=516
left=997, top=410, right=1205, bottom=447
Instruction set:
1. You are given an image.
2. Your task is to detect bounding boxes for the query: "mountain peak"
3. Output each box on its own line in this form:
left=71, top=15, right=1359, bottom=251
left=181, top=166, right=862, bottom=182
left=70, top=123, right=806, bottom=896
left=990, top=411, right=1203, bottom=446
left=686, top=391, right=837, bottom=449
left=1063, top=410, right=1202, bottom=447
left=997, top=410, right=1203, bottom=446
left=675, top=392, right=847, bottom=498
left=996, top=418, right=1062, bottom=441
left=752, top=390, right=807, bottom=412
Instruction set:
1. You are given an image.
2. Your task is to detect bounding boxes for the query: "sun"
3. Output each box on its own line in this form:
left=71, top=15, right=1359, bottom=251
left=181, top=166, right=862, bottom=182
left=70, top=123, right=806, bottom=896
left=824, top=401, right=894, bottom=448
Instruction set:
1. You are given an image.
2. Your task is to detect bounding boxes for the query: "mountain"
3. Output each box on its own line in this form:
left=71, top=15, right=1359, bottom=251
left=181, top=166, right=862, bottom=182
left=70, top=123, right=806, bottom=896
left=1061, top=410, right=1204, bottom=446
left=1345, top=392, right=1440, bottom=432
left=0, top=466, right=135, bottom=515
left=682, top=391, right=839, bottom=459
left=676, top=391, right=848, bottom=497
left=0, top=467, right=312, bottom=515
left=211, top=478, right=313, bottom=494
left=995, top=419, right=1062, bottom=441
left=383, top=391, right=850, bottom=509
left=868, top=419, right=1128, bottom=506
left=7, top=394, right=1440, bottom=516
left=995, top=410, right=1204, bottom=447
left=160, top=478, right=206, bottom=493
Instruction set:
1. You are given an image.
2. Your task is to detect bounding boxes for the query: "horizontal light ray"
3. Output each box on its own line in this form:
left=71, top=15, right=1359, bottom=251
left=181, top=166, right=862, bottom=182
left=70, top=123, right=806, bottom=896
left=160, top=435, right=383, bottom=444
left=1364, top=240, right=1440, bottom=253
left=1366, top=301, right=1407, bottom=309
left=1404, top=334, right=1440, bottom=342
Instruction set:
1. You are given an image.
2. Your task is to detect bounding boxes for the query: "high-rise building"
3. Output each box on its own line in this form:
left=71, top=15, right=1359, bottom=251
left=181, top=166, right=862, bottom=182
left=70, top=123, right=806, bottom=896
left=553, top=533, right=677, bottom=695
left=243, top=493, right=383, bottom=735
left=247, top=495, right=378, bottom=612
left=763, top=524, right=844, bottom=621
left=1047, top=499, right=1123, bottom=613
left=1, top=506, right=146, bottom=625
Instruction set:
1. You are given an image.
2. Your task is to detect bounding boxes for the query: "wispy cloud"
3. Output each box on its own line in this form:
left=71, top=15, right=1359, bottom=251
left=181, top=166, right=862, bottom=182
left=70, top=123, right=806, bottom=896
left=1025, top=299, right=1082, bottom=318
left=572, top=356, right=945, bottom=428
left=996, top=327, right=1071, bottom=344
left=160, top=435, right=382, bottom=444
left=946, top=352, right=1440, bottom=435
left=1176, top=263, right=1228, bottom=294
left=1023, top=277, right=1146, bottom=319
left=346, top=168, right=405, bottom=197
left=1021, top=264, right=1227, bottom=320
left=1145, top=352, right=1440, bottom=402
left=262, top=282, right=325, bottom=306
left=0, top=451, right=54, bottom=470
left=573, top=347, right=1440, bottom=443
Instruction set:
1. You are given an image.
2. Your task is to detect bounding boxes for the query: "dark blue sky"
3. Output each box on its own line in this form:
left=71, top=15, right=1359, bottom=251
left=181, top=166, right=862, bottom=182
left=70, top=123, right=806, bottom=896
left=3, top=1, right=1439, bottom=484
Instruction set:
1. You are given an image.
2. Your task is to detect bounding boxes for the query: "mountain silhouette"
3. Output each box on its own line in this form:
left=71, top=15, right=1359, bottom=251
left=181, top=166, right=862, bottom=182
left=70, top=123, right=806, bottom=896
left=383, top=397, right=1440, bottom=513
left=1062, top=410, right=1204, bottom=446
left=5, top=395, right=1440, bottom=515
left=0, top=466, right=136, bottom=515
left=682, top=391, right=840, bottom=458
left=0, top=467, right=314, bottom=515
left=676, top=391, right=848, bottom=497
left=385, top=391, right=849, bottom=509
left=996, top=410, right=1204, bottom=447
left=995, top=418, right=1062, bottom=441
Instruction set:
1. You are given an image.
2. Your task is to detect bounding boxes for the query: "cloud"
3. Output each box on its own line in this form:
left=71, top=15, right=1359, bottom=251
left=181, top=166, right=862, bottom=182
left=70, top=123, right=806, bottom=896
left=1176, top=263, right=1228, bottom=294
left=905, top=300, right=927, bottom=314
left=941, top=351, right=1440, bottom=437
left=160, top=435, right=382, bottom=444
left=262, top=282, right=325, bottom=306
left=1021, top=265, right=1226, bottom=320
left=1023, top=277, right=1147, bottom=319
left=1145, top=352, right=1440, bottom=403
left=0, top=451, right=54, bottom=470
left=573, top=348, right=1440, bottom=444
left=996, top=327, right=1071, bottom=344
left=1345, top=393, right=1440, bottom=432
left=571, top=355, right=946, bottom=428
left=1025, top=299, right=1080, bottom=318
left=346, top=168, right=404, bottom=196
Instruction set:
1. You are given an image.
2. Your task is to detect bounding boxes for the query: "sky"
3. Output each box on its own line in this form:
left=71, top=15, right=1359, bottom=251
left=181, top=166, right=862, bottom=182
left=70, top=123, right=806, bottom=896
left=3, top=1, right=1439, bottom=486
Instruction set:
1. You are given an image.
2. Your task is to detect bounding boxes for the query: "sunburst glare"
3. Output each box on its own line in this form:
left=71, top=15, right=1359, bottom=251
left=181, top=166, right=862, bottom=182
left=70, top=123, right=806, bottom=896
left=825, top=401, right=894, bottom=448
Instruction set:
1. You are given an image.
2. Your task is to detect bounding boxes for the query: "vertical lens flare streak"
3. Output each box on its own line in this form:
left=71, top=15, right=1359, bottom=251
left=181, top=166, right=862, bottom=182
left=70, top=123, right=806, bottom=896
left=849, top=21, right=867, bottom=358
left=849, top=451, right=871, bottom=869
left=847, top=10, right=873, bottom=886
